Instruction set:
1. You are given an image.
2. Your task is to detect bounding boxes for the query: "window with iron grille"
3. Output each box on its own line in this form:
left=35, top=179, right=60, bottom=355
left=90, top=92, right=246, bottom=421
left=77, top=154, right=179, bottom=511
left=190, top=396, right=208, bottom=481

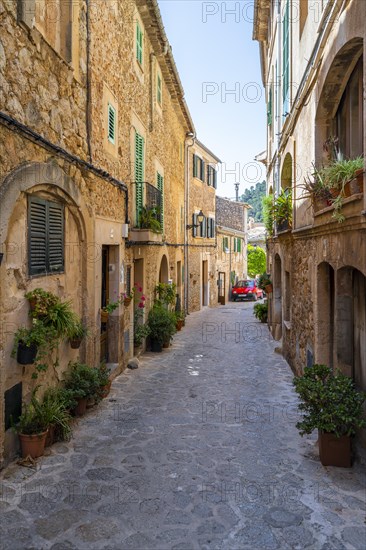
left=28, top=196, right=64, bottom=276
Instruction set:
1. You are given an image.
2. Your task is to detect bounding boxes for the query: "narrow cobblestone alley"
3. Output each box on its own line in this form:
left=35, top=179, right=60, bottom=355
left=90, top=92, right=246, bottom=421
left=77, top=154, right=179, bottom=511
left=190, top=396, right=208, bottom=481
left=1, top=304, right=365, bottom=550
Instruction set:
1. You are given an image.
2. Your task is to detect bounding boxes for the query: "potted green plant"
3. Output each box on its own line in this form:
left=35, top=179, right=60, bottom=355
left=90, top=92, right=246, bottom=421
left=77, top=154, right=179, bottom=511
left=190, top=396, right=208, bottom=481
left=98, top=363, right=112, bottom=398
left=293, top=364, right=366, bottom=467
left=154, top=282, right=177, bottom=307
left=12, top=389, right=49, bottom=458
left=64, top=362, right=101, bottom=416
left=139, top=206, right=162, bottom=233
left=25, top=288, right=59, bottom=316
left=12, top=321, right=55, bottom=366
left=68, top=321, right=88, bottom=349
left=262, top=194, right=274, bottom=237
left=274, top=188, right=292, bottom=232
left=175, top=310, right=185, bottom=331
left=253, top=302, right=268, bottom=323
left=42, top=388, right=72, bottom=446
left=258, top=273, right=272, bottom=295
left=147, top=305, right=176, bottom=352
left=101, top=294, right=123, bottom=321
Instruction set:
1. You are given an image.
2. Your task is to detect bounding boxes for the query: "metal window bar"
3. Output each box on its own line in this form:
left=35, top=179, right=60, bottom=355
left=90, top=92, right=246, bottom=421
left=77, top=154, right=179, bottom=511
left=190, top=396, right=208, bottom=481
left=131, top=181, right=163, bottom=227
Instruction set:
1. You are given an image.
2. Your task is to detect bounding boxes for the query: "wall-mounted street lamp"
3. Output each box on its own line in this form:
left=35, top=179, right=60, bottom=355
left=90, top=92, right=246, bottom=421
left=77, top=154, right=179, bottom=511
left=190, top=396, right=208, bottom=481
left=186, top=209, right=204, bottom=230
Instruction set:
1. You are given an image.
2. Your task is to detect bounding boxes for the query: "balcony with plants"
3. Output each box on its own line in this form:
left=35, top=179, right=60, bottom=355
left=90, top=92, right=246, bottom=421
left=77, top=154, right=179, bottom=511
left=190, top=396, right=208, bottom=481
left=262, top=189, right=293, bottom=237
left=302, top=138, right=364, bottom=225
left=129, top=182, right=163, bottom=243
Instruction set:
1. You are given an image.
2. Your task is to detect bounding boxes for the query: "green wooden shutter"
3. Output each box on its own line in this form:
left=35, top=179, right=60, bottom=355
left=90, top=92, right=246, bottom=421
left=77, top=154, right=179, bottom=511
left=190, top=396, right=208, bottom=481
left=234, top=238, right=237, bottom=252
left=193, top=154, right=198, bottom=177
left=28, top=196, right=47, bottom=276
left=136, top=22, right=143, bottom=65
left=48, top=201, right=64, bottom=272
left=192, top=213, right=198, bottom=237
left=201, top=216, right=207, bottom=238
left=28, top=196, right=64, bottom=276
left=135, top=132, right=144, bottom=225
left=157, top=172, right=164, bottom=230
left=213, top=169, right=217, bottom=189
left=201, top=160, right=205, bottom=182
left=108, top=104, right=116, bottom=144
left=207, top=217, right=211, bottom=238
left=237, top=238, right=242, bottom=253
left=282, top=0, right=290, bottom=113
left=211, top=218, right=215, bottom=238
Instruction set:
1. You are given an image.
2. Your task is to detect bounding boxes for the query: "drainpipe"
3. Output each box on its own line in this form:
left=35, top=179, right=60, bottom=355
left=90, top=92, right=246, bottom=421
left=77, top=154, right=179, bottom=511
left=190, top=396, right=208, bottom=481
left=149, top=52, right=156, bottom=133
left=184, top=132, right=196, bottom=313
left=85, top=0, right=92, bottom=163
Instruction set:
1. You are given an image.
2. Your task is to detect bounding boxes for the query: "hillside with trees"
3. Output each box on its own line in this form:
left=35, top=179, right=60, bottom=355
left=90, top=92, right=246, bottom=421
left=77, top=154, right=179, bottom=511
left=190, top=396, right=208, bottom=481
left=240, top=180, right=266, bottom=221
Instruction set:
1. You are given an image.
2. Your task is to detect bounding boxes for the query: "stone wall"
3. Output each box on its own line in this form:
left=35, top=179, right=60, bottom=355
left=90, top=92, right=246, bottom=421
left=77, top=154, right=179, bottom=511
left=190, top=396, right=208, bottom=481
left=216, top=197, right=246, bottom=232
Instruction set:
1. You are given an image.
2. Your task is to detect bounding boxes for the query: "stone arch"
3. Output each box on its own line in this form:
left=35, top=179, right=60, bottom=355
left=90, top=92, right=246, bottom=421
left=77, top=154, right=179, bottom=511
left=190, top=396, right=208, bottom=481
left=315, top=37, right=363, bottom=163
left=0, top=160, right=86, bottom=247
left=273, top=253, right=282, bottom=340
left=159, top=254, right=169, bottom=284
left=281, top=153, right=292, bottom=191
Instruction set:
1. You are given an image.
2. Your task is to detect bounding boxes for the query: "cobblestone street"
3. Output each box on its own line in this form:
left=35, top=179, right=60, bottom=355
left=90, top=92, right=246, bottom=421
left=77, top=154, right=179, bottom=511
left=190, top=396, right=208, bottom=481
left=1, top=304, right=365, bottom=549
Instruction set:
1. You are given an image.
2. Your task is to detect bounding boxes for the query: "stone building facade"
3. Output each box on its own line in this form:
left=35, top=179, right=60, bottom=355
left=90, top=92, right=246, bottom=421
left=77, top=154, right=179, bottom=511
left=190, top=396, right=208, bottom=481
left=186, top=140, right=220, bottom=312
left=0, top=0, right=193, bottom=466
left=215, top=197, right=250, bottom=304
left=253, top=0, right=366, bottom=445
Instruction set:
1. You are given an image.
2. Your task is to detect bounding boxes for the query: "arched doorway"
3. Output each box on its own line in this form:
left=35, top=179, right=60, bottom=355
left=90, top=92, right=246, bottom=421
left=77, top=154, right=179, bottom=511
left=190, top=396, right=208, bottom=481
left=159, top=254, right=169, bottom=283
left=273, top=254, right=282, bottom=340
left=336, top=267, right=366, bottom=389
left=316, top=262, right=335, bottom=368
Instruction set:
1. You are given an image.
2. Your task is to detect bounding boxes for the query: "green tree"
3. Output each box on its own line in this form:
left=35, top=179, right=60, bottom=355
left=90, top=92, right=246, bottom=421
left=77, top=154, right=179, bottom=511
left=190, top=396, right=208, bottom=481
left=240, top=181, right=266, bottom=221
left=247, top=245, right=266, bottom=278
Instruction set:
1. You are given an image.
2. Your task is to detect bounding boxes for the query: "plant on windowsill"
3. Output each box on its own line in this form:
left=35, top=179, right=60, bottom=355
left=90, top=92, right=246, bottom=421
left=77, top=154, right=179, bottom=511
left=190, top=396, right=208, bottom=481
left=138, top=206, right=162, bottom=234
left=253, top=302, right=268, bottom=323
left=274, top=188, right=292, bottom=232
left=293, top=364, right=366, bottom=468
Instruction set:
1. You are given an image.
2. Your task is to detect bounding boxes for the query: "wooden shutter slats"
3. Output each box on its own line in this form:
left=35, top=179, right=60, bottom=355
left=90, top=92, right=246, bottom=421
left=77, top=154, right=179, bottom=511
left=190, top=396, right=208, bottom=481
left=28, top=196, right=64, bottom=276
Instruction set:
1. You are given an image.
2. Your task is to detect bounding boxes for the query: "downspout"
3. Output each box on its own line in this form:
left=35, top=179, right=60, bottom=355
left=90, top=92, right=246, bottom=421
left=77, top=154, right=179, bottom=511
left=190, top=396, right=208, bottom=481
left=149, top=52, right=156, bottom=133
left=184, top=133, right=196, bottom=313
left=274, top=0, right=282, bottom=217
left=85, top=0, right=92, bottom=163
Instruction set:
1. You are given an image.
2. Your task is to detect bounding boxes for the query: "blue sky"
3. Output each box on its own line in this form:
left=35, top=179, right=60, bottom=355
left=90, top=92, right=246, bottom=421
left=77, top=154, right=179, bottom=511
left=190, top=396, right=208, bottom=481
left=157, top=0, right=266, bottom=197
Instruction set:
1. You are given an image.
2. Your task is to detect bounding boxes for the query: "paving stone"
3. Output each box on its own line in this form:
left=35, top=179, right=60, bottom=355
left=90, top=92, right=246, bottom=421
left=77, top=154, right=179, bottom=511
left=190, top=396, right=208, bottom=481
left=263, top=507, right=303, bottom=528
left=75, top=518, right=119, bottom=542
left=341, top=526, right=366, bottom=549
left=35, top=509, right=86, bottom=540
left=234, top=522, right=280, bottom=549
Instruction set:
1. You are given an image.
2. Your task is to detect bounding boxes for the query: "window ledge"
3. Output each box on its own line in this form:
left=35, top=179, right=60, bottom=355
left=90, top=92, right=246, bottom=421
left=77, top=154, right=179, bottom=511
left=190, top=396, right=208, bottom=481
left=314, top=193, right=363, bottom=217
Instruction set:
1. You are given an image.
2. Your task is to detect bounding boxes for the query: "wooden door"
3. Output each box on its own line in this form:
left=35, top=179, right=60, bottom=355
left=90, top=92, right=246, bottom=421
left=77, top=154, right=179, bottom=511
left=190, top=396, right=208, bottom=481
left=100, top=245, right=109, bottom=362
left=218, top=272, right=226, bottom=305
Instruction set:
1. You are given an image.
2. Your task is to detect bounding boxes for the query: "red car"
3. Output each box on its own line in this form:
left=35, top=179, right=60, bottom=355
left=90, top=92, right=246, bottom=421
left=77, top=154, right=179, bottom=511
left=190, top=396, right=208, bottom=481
left=232, top=280, right=264, bottom=301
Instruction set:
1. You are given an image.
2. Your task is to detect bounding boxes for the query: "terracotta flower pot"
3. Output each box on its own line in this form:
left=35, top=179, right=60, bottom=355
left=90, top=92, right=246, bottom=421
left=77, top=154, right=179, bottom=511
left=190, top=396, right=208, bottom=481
left=100, top=381, right=111, bottom=398
left=350, top=169, right=364, bottom=195
left=100, top=310, right=109, bottom=323
left=70, top=338, right=82, bottom=349
left=28, top=298, right=37, bottom=312
left=123, top=297, right=132, bottom=306
left=19, top=430, right=48, bottom=458
left=264, top=284, right=273, bottom=294
left=176, top=320, right=183, bottom=331
left=74, top=397, right=87, bottom=417
left=45, top=424, right=55, bottom=447
left=318, top=431, right=352, bottom=468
